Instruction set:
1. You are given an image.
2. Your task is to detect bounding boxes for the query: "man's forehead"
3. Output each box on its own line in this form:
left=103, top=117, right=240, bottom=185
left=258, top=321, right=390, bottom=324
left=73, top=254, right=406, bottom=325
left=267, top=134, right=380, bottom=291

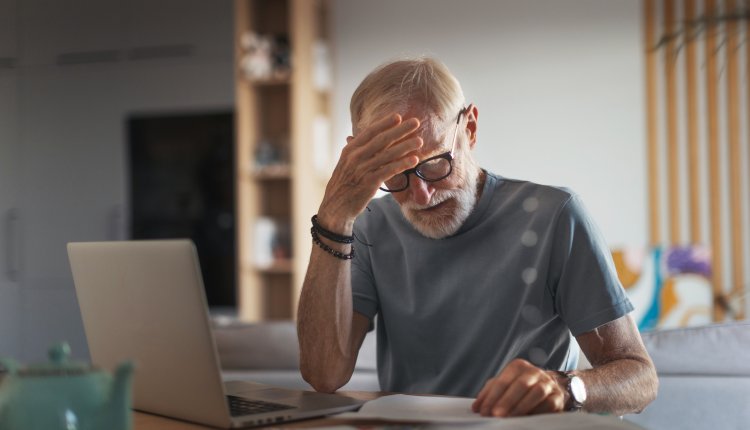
left=416, top=142, right=451, bottom=161
left=402, top=112, right=452, bottom=157
left=355, top=108, right=452, bottom=156
left=413, top=129, right=453, bottom=161
left=402, top=109, right=441, bottom=132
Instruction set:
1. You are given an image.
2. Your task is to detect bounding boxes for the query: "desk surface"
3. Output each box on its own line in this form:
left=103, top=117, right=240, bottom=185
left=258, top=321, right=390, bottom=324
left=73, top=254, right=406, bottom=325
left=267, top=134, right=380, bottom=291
left=134, top=391, right=636, bottom=430
left=134, top=391, right=384, bottom=429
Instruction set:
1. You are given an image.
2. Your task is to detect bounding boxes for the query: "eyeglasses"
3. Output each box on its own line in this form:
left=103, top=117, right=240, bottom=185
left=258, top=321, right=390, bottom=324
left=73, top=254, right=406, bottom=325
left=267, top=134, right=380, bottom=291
left=379, top=108, right=466, bottom=193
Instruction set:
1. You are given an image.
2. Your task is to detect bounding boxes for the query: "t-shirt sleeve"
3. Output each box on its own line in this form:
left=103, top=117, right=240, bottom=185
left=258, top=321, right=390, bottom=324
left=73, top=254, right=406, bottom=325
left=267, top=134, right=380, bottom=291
left=350, top=223, right=379, bottom=326
left=548, top=194, right=634, bottom=336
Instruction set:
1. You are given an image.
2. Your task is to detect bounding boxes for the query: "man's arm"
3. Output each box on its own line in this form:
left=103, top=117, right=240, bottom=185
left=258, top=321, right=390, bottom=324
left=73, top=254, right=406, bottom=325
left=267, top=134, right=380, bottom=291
left=569, top=314, right=658, bottom=415
left=472, top=314, right=658, bottom=417
left=297, top=114, right=423, bottom=393
left=297, top=239, right=370, bottom=393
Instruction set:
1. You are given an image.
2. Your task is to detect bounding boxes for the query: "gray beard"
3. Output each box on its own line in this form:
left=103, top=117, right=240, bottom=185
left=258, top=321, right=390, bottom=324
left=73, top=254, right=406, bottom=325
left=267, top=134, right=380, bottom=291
left=399, top=168, right=480, bottom=239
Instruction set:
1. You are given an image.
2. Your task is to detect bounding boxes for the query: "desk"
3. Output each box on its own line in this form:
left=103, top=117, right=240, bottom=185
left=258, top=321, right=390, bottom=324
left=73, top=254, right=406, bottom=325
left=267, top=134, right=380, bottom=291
left=135, top=391, right=385, bottom=429
left=134, top=391, right=639, bottom=430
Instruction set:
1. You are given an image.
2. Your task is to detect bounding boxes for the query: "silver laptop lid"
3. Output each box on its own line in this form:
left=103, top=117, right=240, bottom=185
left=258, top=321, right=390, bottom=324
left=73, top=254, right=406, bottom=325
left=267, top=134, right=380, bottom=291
left=68, top=240, right=232, bottom=428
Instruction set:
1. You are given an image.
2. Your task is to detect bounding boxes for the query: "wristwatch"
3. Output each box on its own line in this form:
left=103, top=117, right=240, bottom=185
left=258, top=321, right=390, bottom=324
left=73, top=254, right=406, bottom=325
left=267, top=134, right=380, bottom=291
left=556, top=371, right=587, bottom=411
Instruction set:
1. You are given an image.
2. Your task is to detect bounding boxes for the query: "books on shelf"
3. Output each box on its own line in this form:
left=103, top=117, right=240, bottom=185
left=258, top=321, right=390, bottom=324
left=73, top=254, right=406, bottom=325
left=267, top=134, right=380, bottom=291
left=253, top=217, right=292, bottom=270
left=252, top=137, right=290, bottom=179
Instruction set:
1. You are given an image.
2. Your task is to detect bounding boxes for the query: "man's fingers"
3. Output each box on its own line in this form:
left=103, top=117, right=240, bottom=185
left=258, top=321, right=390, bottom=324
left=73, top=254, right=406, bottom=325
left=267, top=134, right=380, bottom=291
left=352, top=117, right=420, bottom=157
left=345, top=134, right=421, bottom=190
left=476, top=374, right=515, bottom=417
left=324, top=113, right=419, bottom=220
left=369, top=154, right=420, bottom=186
left=473, top=367, right=516, bottom=415
left=507, top=380, right=554, bottom=416
left=472, top=360, right=564, bottom=418
left=472, top=380, right=492, bottom=412
left=489, top=372, right=543, bottom=417
left=337, top=150, right=418, bottom=199
left=350, top=113, right=401, bottom=145
left=368, top=136, right=423, bottom=173
left=342, top=113, right=421, bottom=188
left=529, top=394, right=565, bottom=415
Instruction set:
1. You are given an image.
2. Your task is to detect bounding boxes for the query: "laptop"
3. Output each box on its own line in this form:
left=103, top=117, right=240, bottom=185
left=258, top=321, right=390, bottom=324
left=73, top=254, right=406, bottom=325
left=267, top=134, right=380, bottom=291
left=67, top=239, right=364, bottom=428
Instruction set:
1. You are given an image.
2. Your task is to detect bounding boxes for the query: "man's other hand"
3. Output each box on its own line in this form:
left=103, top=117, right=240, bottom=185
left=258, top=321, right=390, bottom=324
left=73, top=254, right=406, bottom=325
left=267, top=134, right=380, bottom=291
left=471, top=359, right=567, bottom=417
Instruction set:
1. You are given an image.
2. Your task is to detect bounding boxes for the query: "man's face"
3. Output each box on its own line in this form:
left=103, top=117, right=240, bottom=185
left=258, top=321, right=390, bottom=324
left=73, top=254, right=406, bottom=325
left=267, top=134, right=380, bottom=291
left=390, top=111, right=479, bottom=239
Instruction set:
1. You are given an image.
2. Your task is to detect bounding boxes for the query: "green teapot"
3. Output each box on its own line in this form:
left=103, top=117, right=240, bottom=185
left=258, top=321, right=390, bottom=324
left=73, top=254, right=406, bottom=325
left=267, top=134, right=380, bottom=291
left=0, top=342, right=134, bottom=430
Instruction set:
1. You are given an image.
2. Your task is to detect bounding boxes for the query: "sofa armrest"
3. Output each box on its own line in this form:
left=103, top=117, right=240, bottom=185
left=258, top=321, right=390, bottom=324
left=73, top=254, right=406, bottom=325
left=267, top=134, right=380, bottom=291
left=640, top=321, right=750, bottom=376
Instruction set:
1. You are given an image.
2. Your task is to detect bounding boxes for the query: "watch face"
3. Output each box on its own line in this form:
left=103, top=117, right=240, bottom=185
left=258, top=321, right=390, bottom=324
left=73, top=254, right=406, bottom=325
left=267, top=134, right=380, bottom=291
left=570, top=376, right=587, bottom=404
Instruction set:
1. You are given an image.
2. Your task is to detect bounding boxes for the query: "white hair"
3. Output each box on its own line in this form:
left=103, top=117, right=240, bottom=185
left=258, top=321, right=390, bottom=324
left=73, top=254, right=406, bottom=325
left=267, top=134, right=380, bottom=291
left=350, top=57, right=466, bottom=134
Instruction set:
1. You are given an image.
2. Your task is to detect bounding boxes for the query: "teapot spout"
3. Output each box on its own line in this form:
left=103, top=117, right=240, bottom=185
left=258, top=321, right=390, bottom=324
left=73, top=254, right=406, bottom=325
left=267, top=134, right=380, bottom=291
left=108, top=361, right=135, bottom=430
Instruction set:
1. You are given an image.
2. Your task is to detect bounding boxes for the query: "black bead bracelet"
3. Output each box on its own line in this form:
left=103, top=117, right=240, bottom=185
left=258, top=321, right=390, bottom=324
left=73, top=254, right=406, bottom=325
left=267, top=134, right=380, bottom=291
left=311, top=215, right=354, bottom=244
left=311, top=227, right=354, bottom=260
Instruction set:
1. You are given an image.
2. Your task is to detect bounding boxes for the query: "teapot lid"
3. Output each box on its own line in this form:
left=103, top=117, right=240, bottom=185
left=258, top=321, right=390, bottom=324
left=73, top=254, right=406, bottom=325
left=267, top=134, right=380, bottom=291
left=18, top=343, right=92, bottom=376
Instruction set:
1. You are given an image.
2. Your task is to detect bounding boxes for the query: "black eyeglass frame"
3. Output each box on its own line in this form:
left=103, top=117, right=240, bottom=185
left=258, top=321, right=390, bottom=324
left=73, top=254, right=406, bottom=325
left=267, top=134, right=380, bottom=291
left=379, top=107, right=467, bottom=193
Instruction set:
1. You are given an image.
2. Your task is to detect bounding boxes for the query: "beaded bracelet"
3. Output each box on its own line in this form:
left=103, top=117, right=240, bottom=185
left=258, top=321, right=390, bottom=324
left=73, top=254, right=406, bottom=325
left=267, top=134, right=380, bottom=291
left=311, top=215, right=354, bottom=244
left=311, top=227, right=354, bottom=260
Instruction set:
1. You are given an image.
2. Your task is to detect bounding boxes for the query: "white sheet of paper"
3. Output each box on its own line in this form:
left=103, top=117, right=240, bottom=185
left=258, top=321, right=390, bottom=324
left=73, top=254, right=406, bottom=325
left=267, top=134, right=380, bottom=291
left=334, top=394, right=645, bottom=429
left=335, top=394, right=493, bottom=423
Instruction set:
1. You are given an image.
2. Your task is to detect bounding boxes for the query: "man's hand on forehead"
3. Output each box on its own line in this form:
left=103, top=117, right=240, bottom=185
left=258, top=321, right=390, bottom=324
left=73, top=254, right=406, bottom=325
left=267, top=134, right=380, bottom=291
left=355, top=111, right=451, bottom=154
left=318, top=112, right=424, bottom=224
left=351, top=113, right=420, bottom=145
left=389, top=118, right=425, bottom=150
left=348, top=113, right=423, bottom=162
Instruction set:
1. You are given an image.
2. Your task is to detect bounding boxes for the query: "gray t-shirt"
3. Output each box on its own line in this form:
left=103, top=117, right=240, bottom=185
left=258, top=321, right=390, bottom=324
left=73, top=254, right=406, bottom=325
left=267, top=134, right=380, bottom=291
left=350, top=172, right=633, bottom=397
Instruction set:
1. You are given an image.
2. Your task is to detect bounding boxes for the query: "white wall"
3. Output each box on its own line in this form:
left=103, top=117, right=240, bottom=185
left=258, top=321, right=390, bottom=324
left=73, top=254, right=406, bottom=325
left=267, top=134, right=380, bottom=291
left=332, top=0, right=647, bottom=247
left=1, top=0, right=234, bottom=361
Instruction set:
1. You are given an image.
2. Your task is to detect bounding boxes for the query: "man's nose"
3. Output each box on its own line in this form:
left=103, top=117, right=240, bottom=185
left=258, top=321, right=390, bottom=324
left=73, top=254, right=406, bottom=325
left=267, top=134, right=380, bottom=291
left=407, top=175, right=435, bottom=206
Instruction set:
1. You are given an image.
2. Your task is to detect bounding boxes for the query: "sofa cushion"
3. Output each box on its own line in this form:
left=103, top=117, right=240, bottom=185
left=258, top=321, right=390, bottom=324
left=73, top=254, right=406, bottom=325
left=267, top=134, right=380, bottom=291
left=213, top=320, right=380, bottom=392
left=625, top=375, right=750, bottom=430
left=213, top=321, right=300, bottom=370
left=624, top=321, right=750, bottom=430
left=212, top=320, right=378, bottom=372
left=221, top=369, right=380, bottom=392
left=640, top=321, right=750, bottom=375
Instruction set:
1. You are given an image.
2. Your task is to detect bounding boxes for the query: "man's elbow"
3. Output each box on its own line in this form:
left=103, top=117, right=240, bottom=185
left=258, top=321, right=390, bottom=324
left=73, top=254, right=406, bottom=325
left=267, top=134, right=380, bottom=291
left=300, top=360, right=351, bottom=394
left=633, top=360, right=659, bottom=413
left=303, top=374, right=346, bottom=394
left=643, top=363, right=659, bottom=408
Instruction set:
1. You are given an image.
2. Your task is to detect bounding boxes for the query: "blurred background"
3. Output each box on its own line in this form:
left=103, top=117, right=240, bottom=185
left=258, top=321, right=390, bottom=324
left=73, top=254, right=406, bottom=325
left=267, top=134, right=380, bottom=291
left=0, top=0, right=747, bottom=362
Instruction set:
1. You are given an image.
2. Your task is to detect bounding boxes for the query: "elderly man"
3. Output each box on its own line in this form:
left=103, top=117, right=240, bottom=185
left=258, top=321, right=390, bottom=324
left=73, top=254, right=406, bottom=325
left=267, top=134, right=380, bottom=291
left=297, top=57, right=657, bottom=417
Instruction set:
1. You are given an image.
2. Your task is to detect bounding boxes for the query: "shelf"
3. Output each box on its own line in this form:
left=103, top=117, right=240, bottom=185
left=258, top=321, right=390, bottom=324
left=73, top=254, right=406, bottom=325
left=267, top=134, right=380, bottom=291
left=245, top=76, right=291, bottom=87
left=256, top=259, right=293, bottom=274
left=252, top=164, right=291, bottom=180
left=235, top=0, right=331, bottom=322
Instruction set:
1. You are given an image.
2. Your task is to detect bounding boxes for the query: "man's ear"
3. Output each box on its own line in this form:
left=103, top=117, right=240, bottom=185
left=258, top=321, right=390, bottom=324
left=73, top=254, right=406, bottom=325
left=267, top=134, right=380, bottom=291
left=465, top=104, right=478, bottom=149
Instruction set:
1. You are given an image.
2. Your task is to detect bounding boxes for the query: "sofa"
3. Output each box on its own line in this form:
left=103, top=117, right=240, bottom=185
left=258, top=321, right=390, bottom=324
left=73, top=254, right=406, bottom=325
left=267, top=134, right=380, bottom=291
left=624, top=321, right=750, bottom=430
left=213, top=320, right=750, bottom=429
left=213, top=321, right=379, bottom=391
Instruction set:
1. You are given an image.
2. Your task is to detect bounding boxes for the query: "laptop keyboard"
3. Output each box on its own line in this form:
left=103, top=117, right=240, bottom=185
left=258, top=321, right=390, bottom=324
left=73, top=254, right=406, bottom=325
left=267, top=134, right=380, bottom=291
left=227, top=395, right=296, bottom=417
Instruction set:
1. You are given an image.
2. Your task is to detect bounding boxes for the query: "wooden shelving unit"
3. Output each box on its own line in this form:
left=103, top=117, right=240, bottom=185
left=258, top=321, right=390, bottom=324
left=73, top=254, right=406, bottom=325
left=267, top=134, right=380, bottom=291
left=234, top=0, right=332, bottom=321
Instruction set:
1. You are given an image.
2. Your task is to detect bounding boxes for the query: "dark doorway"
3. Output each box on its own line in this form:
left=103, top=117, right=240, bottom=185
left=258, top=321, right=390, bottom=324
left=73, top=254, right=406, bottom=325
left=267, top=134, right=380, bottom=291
left=127, top=110, right=236, bottom=309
